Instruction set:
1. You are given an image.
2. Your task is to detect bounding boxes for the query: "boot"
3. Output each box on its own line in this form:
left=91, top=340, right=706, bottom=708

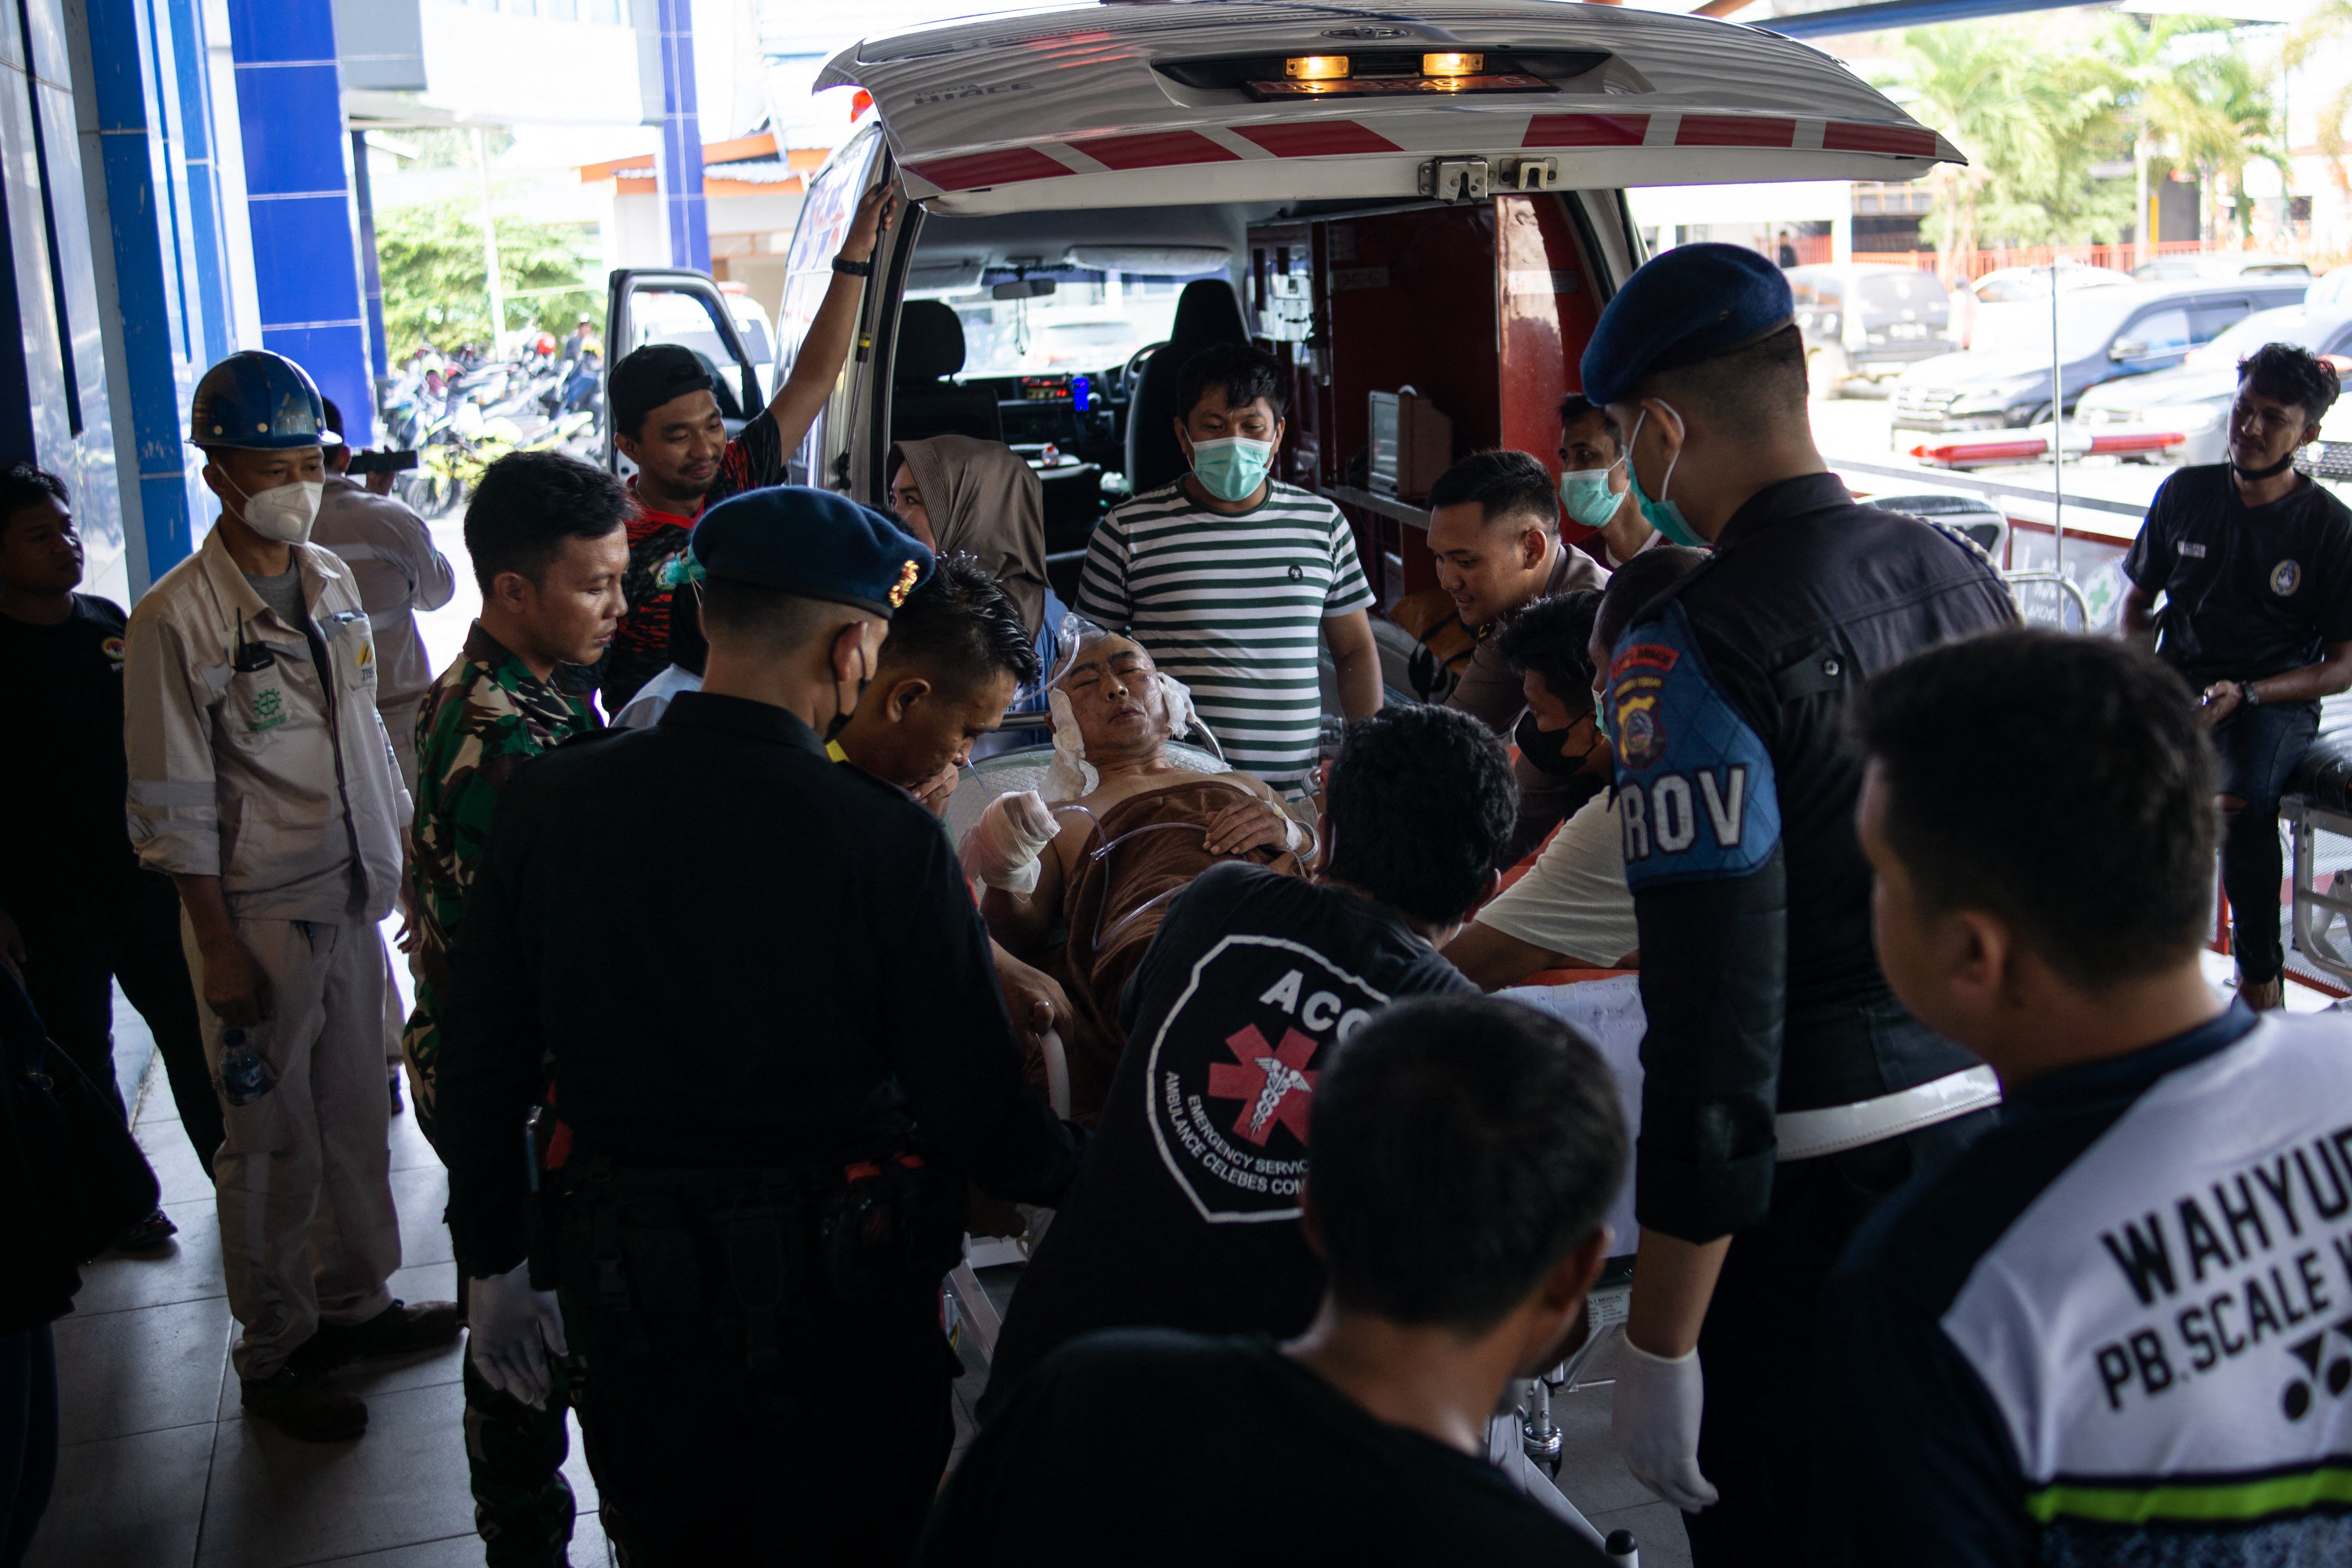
left=242, top=1365, right=367, bottom=1441
left=296, top=1298, right=463, bottom=1369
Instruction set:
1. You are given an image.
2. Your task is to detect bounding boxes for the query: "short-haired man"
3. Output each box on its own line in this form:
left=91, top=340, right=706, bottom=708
left=1557, top=394, right=1657, bottom=567
left=438, top=487, right=1079, bottom=1563
left=980, top=703, right=1518, bottom=1410
left=127, top=350, right=456, bottom=1442
left=310, top=397, right=456, bottom=796
left=1428, top=449, right=1612, bottom=862
left=400, top=448, right=626, bottom=1565
left=922, top=994, right=1626, bottom=1567
left=1446, top=547, right=1709, bottom=992
left=2121, top=342, right=2352, bottom=1011
left=1076, top=342, right=1381, bottom=796
left=1821, top=629, right=2352, bottom=1564
left=600, top=182, right=895, bottom=712
left=0, top=464, right=219, bottom=1247
left=1582, top=245, right=2016, bottom=1559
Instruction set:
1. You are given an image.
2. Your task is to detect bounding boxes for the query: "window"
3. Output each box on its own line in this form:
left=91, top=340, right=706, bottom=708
left=2189, top=301, right=2253, bottom=344
left=922, top=270, right=1226, bottom=379
left=2118, top=308, right=2191, bottom=360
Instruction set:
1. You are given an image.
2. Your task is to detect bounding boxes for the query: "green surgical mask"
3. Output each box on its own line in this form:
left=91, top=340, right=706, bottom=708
left=1558, top=468, right=1621, bottom=531
left=1623, top=407, right=1708, bottom=549
left=1188, top=436, right=1274, bottom=503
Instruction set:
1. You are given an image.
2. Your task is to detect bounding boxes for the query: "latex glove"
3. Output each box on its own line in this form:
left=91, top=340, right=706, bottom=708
left=467, top=1261, right=568, bottom=1410
left=961, top=790, right=1058, bottom=893
left=1612, top=1339, right=1719, bottom=1512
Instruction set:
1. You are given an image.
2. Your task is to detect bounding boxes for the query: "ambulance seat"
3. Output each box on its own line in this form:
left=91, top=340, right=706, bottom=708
left=1124, top=279, right=1250, bottom=494
left=892, top=301, right=1002, bottom=444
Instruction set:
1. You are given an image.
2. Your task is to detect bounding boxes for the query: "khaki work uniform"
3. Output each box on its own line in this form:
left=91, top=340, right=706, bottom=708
left=124, top=528, right=410, bottom=1381
left=310, top=475, right=457, bottom=797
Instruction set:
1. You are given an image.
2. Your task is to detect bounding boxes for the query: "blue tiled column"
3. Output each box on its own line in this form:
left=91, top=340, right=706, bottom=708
left=79, top=0, right=205, bottom=587
left=165, top=0, right=234, bottom=367
left=654, top=0, right=707, bottom=272
left=222, top=0, right=371, bottom=445
left=350, top=128, right=385, bottom=380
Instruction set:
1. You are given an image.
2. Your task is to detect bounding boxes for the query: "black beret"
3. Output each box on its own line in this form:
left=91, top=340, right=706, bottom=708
left=689, top=486, right=935, bottom=619
left=1580, top=244, right=1796, bottom=407
left=610, top=343, right=716, bottom=436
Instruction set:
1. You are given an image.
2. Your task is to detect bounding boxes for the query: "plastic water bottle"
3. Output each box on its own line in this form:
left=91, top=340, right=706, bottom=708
left=217, top=1027, right=277, bottom=1106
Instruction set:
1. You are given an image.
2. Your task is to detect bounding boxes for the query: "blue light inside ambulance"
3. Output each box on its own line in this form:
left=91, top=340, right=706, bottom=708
left=1073, top=375, right=1091, bottom=413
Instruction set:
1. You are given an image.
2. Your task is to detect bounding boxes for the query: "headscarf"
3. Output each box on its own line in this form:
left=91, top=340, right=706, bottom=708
left=888, top=435, right=1049, bottom=638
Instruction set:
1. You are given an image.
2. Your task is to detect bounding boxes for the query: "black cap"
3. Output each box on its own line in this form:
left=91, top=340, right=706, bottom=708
left=610, top=343, right=716, bottom=438
left=690, top=487, right=935, bottom=619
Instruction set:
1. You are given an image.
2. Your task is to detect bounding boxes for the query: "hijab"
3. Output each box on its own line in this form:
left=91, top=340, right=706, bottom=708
left=888, top=435, right=1050, bottom=637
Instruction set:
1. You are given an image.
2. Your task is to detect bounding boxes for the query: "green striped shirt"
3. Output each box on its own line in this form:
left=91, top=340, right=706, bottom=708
left=1076, top=479, right=1374, bottom=793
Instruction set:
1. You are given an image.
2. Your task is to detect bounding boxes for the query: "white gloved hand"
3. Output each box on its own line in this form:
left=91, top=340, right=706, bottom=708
left=466, top=1261, right=568, bottom=1410
left=1612, top=1339, right=1719, bottom=1512
left=961, top=790, right=1059, bottom=893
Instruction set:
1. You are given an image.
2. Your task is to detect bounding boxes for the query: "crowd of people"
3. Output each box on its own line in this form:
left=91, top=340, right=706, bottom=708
left=2, top=208, right=2350, bottom=1568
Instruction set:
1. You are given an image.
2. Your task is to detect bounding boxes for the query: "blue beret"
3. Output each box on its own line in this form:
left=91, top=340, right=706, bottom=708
left=689, top=486, right=934, bottom=618
left=1579, top=244, right=1796, bottom=408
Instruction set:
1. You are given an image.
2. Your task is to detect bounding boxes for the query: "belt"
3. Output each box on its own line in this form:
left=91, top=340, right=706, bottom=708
left=1773, top=1065, right=2001, bottom=1162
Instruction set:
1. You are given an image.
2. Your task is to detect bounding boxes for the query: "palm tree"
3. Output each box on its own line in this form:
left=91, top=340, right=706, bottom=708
left=1881, top=27, right=2054, bottom=286
left=2102, top=17, right=2275, bottom=263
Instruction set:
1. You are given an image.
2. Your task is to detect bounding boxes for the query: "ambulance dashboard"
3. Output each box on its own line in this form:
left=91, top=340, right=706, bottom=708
left=966, top=369, right=1132, bottom=471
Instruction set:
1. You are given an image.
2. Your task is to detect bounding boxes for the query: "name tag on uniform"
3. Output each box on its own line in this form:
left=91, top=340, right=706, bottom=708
left=2179, top=542, right=2208, bottom=558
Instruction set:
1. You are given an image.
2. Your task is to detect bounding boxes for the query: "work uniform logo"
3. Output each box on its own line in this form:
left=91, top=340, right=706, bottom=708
left=1144, top=933, right=1387, bottom=1225
left=2273, top=560, right=2303, bottom=597
left=248, top=688, right=286, bottom=732
left=101, top=635, right=124, bottom=670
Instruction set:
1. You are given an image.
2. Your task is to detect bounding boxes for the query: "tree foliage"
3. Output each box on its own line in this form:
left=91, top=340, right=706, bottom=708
left=1873, top=16, right=2280, bottom=268
left=373, top=198, right=599, bottom=356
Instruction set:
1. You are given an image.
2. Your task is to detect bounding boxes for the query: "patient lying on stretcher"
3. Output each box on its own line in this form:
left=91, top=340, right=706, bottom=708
left=961, top=632, right=1308, bottom=1120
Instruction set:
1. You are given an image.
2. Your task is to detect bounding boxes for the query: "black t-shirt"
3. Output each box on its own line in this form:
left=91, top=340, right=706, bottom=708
left=0, top=595, right=138, bottom=915
left=983, top=863, right=1475, bottom=1412
left=920, top=1331, right=1607, bottom=1568
left=2123, top=464, right=2352, bottom=687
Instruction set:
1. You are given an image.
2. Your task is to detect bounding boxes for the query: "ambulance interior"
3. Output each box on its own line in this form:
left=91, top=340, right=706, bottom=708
left=887, top=188, right=1633, bottom=703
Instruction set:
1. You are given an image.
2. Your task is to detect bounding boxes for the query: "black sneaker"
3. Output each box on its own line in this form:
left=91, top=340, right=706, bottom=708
left=242, top=1366, right=367, bottom=1441
left=297, top=1299, right=462, bottom=1369
left=112, top=1208, right=178, bottom=1254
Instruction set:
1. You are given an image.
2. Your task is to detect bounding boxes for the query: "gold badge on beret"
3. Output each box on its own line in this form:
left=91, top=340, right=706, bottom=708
left=889, top=558, right=920, bottom=609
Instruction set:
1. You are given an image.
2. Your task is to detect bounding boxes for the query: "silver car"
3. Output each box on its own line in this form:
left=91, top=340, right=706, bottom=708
left=2072, top=304, right=2352, bottom=466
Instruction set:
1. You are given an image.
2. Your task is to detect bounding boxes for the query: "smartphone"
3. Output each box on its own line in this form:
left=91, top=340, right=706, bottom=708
left=346, top=449, right=420, bottom=475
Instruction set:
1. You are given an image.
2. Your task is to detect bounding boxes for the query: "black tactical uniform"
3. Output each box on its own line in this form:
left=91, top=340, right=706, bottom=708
left=437, top=490, right=1081, bottom=1566
left=1606, top=473, right=2016, bottom=1560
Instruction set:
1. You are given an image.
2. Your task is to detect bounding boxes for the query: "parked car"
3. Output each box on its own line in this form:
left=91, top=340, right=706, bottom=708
left=2132, top=252, right=2312, bottom=282
left=2074, top=303, right=2352, bottom=465
left=1891, top=278, right=2310, bottom=434
left=1788, top=263, right=1951, bottom=393
left=1971, top=261, right=2132, bottom=303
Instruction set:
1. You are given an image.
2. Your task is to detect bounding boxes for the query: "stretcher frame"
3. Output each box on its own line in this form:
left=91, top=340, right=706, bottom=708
left=2281, top=794, right=2352, bottom=988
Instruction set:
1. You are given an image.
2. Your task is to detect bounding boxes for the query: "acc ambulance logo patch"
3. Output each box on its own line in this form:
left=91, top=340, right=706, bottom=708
left=2272, top=560, right=2302, bottom=597
left=1145, top=933, right=1388, bottom=1225
left=100, top=636, right=124, bottom=669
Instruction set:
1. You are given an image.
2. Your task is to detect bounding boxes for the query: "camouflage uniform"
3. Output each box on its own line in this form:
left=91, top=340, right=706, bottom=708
left=405, top=623, right=596, bottom=1568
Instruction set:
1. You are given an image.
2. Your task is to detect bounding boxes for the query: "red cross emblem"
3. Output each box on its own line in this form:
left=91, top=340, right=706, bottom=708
left=1205, top=1025, right=1319, bottom=1147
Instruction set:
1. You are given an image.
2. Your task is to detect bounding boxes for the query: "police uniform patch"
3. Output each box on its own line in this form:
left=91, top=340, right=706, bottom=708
left=2272, top=559, right=2302, bottom=597
left=1144, top=933, right=1387, bottom=1225
left=1609, top=601, right=1780, bottom=889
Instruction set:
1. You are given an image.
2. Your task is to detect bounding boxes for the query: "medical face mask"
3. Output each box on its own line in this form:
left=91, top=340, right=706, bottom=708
left=1557, top=468, right=1623, bottom=532
left=222, top=473, right=323, bottom=543
left=1592, top=683, right=1612, bottom=745
left=1187, top=436, right=1274, bottom=503
left=1621, top=410, right=1707, bottom=550
left=826, top=640, right=873, bottom=742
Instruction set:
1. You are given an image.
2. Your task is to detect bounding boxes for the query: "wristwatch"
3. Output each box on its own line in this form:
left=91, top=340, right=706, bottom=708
left=2242, top=682, right=2263, bottom=708
left=831, top=255, right=873, bottom=277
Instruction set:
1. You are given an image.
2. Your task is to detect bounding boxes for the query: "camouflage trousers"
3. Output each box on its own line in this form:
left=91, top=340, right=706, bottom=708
left=463, top=1345, right=580, bottom=1568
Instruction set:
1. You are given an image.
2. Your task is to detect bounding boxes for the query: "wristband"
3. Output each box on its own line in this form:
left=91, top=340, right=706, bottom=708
left=832, top=255, right=873, bottom=278
left=2243, top=682, right=2263, bottom=708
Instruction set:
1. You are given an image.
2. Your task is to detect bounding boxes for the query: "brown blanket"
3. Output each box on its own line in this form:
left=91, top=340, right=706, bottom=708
left=1041, top=780, right=1303, bottom=1123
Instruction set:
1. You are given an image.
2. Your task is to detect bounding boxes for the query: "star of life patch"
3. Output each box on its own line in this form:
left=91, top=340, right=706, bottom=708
left=1144, top=934, right=1390, bottom=1226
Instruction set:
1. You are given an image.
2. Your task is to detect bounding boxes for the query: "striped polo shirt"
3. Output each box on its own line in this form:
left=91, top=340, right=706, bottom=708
left=1076, top=479, right=1374, bottom=794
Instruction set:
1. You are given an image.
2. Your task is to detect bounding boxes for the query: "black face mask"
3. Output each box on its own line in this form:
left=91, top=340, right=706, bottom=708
left=1514, top=709, right=1594, bottom=777
left=2233, top=449, right=2300, bottom=483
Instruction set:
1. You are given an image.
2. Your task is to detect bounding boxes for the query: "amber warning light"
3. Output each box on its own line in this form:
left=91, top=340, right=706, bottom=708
left=1422, top=52, right=1484, bottom=76
left=1284, top=55, right=1351, bottom=79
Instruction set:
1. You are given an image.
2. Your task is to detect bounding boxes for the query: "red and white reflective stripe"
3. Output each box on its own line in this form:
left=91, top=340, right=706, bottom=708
left=907, top=115, right=1941, bottom=191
